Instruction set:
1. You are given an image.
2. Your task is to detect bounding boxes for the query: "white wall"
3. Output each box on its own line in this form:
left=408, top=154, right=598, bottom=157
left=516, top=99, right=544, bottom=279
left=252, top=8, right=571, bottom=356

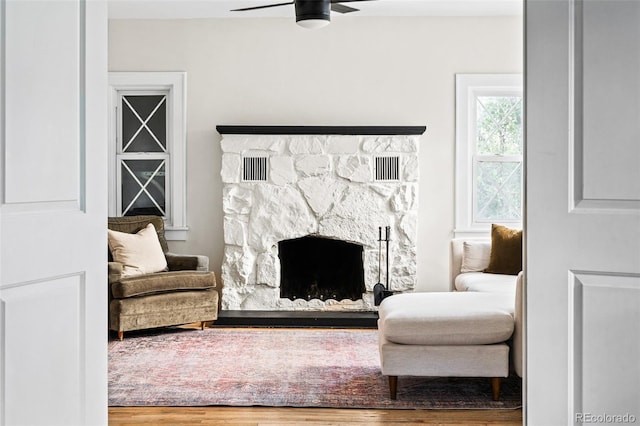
left=108, top=16, right=522, bottom=292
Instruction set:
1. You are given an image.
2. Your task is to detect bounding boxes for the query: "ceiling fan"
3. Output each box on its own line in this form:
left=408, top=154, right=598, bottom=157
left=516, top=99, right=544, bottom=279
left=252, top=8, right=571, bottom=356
left=231, top=0, right=375, bottom=29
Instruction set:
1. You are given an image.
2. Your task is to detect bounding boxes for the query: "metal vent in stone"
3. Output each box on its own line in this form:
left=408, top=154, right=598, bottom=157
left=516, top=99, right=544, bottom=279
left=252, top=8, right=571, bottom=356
left=242, top=156, right=268, bottom=182
left=375, top=156, right=400, bottom=181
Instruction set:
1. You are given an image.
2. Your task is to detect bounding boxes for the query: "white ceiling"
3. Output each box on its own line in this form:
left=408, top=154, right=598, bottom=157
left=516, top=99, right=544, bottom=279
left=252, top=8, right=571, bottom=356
left=108, top=0, right=523, bottom=20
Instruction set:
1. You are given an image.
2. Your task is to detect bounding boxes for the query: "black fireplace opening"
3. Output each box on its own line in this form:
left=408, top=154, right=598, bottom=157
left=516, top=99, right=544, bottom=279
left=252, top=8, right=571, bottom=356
left=279, top=236, right=365, bottom=302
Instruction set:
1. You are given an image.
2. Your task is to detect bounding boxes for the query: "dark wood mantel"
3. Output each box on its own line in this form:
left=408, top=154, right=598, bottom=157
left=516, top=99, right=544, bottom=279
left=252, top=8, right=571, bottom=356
left=216, top=125, right=426, bottom=135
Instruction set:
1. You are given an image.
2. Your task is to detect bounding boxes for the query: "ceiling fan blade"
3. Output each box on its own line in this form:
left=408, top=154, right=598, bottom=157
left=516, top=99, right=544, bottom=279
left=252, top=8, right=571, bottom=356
left=330, top=0, right=375, bottom=3
left=230, top=1, right=294, bottom=12
left=331, top=3, right=359, bottom=14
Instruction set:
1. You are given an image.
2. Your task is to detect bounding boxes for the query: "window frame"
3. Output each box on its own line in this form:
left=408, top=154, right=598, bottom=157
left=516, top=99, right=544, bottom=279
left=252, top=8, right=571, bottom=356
left=116, top=90, right=170, bottom=219
left=455, top=74, right=523, bottom=238
left=108, top=72, right=188, bottom=240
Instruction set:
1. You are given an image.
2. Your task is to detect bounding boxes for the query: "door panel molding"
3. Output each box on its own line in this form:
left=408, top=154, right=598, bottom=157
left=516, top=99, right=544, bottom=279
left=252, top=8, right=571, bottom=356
left=1, top=273, right=87, bottom=425
left=569, top=0, right=640, bottom=212
left=569, top=271, right=640, bottom=423
left=1, top=0, right=86, bottom=208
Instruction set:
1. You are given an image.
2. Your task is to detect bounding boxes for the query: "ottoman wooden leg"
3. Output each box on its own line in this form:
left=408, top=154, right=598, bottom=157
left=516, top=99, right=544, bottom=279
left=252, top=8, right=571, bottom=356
left=388, top=376, right=398, bottom=400
left=118, top=330, right=124, bottom=341
left=491, top=377, right=501, bottom=401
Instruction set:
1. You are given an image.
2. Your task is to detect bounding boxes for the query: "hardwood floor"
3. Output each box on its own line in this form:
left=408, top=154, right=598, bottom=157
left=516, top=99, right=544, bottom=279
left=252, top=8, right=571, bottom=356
left=109, top=407, right=523, bottom=425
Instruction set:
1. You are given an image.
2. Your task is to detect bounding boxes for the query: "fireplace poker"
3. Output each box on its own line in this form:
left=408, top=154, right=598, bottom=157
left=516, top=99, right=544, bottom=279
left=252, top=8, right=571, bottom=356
left=373, top=226, right=384, bottom=306
left=377, top=226, right=382, bottom=286
left=385, top=226, right=390, bottom=290
left=374, top=225, right=394, bottom=306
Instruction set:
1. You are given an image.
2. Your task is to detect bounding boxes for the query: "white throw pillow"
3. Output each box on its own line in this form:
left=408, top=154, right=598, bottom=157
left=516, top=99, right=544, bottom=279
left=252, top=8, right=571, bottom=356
left=108, top=223, right=168, bottom=277
left=460, top=241, right=491, bottom=273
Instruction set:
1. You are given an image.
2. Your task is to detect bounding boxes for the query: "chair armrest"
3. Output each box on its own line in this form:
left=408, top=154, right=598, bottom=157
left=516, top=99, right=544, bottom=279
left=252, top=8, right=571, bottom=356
left=512, top=271, right=524, bottom=377
left=450, top=239, right=465, bottom=290
left=108, top=262, right=123, bottom=284
left=165, top=252, right=209, bottom=272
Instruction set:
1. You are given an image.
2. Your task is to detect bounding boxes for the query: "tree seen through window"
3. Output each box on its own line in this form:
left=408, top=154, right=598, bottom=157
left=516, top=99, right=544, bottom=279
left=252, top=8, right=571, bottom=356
left=474, top=96, right=523, bottom=222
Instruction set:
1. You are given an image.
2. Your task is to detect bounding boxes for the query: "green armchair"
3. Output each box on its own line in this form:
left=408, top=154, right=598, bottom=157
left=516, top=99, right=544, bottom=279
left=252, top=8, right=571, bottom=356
left=108, top=216, right=219, bottom=340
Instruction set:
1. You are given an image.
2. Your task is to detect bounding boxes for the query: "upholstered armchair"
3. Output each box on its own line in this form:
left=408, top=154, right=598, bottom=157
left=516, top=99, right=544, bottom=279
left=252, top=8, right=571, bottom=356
left=107, top=215, right=219, bottom=340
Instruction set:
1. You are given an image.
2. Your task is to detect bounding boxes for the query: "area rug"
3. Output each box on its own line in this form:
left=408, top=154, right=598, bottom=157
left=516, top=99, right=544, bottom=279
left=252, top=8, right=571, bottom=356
left=108, top=327, right=522, bottom=409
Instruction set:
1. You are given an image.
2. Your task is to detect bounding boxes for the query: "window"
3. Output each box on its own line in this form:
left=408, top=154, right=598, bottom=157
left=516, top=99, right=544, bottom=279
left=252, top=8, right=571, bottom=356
left=108, top=72, right=187, bottom=240
left=455, top=74, right=523, bottom=237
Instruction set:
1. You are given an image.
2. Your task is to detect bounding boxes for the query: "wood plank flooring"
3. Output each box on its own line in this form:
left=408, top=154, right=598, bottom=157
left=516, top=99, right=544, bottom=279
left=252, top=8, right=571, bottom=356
left=109, top=407, right=523, bottom=425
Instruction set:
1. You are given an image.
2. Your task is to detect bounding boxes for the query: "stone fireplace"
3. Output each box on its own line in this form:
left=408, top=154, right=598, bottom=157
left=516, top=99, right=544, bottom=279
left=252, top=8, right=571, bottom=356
left=218, top=126, right=425, bottom=311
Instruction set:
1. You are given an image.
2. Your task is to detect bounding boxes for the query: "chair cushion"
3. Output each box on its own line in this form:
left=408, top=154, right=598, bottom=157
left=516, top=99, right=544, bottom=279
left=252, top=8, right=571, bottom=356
left=108, top=223, right=168, bottom=277
left=111, top=271, right=217, bottom=298
left=454, top=272, right=517, bottom=293
left=379, top=292, right=514, bottom=345
left=110, top=288, right=218, bottom=316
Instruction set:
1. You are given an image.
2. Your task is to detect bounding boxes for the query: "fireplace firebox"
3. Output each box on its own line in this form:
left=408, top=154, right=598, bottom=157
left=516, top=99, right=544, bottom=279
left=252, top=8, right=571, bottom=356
left=279, top=236, right=365, bottom=302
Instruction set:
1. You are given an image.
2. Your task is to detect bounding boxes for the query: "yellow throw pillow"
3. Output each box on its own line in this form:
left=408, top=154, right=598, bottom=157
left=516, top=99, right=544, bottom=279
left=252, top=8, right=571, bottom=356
left=108, top=223, right=168, bottom=277
left=484, top=224, right=523, bottom=275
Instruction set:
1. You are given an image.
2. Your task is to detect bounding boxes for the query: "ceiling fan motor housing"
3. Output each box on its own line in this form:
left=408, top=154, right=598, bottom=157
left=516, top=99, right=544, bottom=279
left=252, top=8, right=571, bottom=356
left=295, top=0, right=331, bottom=23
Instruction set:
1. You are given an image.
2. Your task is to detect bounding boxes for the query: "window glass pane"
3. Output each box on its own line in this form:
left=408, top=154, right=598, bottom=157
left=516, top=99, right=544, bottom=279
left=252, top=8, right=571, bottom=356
left=476, top=96, right=522, bottom=155
left=122, top=95, right=167, bottom=153
left=475, top=161, right=522, bottom=221
left=121, top=159, right=166, bottom=216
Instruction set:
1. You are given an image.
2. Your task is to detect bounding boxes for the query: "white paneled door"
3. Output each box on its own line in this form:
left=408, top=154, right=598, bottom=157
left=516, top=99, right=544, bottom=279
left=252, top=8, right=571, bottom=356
left=0, top=1, right=108, bottom=425
left=526, top=0, right=640, bottom=425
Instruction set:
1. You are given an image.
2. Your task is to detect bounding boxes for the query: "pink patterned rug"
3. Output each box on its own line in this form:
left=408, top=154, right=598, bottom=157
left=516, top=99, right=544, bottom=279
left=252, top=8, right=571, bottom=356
left=108, top=327, right=522, bottom=409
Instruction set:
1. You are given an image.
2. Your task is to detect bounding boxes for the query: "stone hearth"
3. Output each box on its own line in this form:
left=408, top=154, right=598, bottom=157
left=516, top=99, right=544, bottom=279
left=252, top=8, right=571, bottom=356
left=219, top=126, right=424, bottom=311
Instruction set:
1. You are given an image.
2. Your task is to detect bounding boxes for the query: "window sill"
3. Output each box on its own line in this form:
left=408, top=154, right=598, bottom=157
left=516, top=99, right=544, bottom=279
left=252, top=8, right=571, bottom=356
left=454, top=222, right=522, bottom=239
left=453, top=228, right=491, bottom=239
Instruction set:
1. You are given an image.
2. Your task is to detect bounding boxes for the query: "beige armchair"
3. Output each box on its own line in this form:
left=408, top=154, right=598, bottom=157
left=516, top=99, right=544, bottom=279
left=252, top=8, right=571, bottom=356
left=108, top=216, right=219, bottom=340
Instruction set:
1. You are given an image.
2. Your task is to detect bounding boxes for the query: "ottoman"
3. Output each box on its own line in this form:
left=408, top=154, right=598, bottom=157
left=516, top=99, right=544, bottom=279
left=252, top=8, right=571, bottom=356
left=378, top=291, right=515, bottom=400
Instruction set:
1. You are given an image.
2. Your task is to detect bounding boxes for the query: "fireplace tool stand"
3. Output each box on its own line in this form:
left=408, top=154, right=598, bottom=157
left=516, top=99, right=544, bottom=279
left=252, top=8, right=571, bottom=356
left=374, top=226, right=394, bottom=306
